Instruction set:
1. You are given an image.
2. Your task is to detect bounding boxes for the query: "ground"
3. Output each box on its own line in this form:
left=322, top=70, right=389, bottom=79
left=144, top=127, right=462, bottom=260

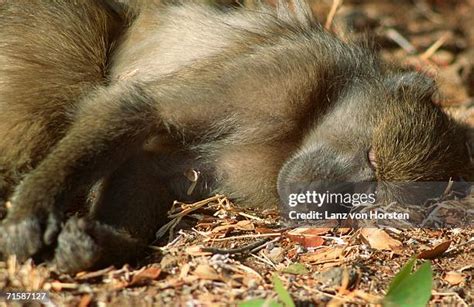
left=0, top=0, right=473, bottom=306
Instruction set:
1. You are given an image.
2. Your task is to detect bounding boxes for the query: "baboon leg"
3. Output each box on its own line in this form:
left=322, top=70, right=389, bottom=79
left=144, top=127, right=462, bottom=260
left=0, top=80, right=172, bottom=261
left=53, top=151, right=175, bottom=273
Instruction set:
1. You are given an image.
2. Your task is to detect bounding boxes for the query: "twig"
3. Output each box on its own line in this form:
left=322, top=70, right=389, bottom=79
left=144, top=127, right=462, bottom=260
left=250, top=237, right=280, bottom=254
left=236, top=264, right=263, bottom=281
left=445, top=237, right=474, bottom=254
left=155, top=195, right=224, bottom=241
left=385, top=29, right=417, bottom=54
left=250, top=253, right=277, bottom=269
left=459, top=264, right=474, bottom=272
left=421, top=202, right=453, bottom=227
left=238, top=212, right=265, bottom=221
left=191, top=227, right=211, bottom=238
left=168, top=195, right=223, bottom=218
left=325, top=0, right=342, bottom=30
left=442, top=179, right=454, bottom=196
left=432, top=291, right=468, bottom=306
left=201, top=238, right=271, bottom=255
left=75, top=266, right=114, bottom=280
left=205, top=233, right=281, bottom=242
left=50, top=282, right=79, bottom=290
left=420, top=32, right=450, bottom=61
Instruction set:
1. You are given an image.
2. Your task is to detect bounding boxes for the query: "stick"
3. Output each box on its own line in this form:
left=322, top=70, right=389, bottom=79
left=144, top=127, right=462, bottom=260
left=201, top=238, right=271, bottom=255
left=325, top=0, right=342, bottom=30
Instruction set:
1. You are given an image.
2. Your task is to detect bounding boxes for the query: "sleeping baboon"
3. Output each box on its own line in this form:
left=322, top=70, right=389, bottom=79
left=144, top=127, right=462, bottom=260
left=0, top=0, right=472, bottom=273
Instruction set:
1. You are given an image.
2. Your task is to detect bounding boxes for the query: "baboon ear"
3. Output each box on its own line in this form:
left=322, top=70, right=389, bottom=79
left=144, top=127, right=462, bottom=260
left=385, top=72, right=437, bottom=101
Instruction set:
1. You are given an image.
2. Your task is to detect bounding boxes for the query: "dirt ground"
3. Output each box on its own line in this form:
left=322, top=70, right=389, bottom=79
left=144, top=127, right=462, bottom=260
left=1, top=0, right=473, bottom=306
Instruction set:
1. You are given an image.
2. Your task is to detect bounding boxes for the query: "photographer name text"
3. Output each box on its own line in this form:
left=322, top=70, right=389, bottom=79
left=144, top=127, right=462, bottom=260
left=288, top=210, right=410, bottom=220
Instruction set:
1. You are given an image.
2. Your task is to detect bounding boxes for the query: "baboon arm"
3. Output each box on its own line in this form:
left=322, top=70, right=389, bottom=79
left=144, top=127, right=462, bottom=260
left=7, top=69, right=235, bottom=218
left=0, top=82, right=156, bottom=260
left=8, top=83, right=157, bottom=219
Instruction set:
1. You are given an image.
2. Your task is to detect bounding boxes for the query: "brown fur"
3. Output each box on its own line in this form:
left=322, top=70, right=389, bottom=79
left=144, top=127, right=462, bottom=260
left=0, top=0, right=472, bottom=273
left=0, top=0, right=123, bottom=200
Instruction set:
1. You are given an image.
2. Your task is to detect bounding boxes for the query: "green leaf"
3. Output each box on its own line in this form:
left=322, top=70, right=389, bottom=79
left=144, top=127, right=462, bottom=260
left=238, top=299, right=282, bottom=307
left=384, top=260, right=433, bottom=307
left=282, top=263, right=309, bottom=275
left=238, top=275, right=296, bottom=307
left=272, top=275, right=295, bottom=307
left=386, top=258, right=416, bottom=296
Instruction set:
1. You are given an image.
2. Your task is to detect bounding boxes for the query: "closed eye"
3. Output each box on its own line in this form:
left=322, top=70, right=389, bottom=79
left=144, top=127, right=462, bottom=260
left=368, top=147, right=377, bottom=170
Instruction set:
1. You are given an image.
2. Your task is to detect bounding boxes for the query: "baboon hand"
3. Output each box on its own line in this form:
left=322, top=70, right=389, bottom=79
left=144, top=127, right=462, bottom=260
left=0, top=208, right=61, bottom=262
left=53, top=217, right=144, bottom=274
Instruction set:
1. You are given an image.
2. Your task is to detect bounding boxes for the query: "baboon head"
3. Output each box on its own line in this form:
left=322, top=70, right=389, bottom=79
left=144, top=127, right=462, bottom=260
left=277, top=72, right=473, bottom=212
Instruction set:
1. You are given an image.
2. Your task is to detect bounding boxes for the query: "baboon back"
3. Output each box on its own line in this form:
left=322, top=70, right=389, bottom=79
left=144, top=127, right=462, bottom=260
left=0, top=0, right=122, bottom=200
